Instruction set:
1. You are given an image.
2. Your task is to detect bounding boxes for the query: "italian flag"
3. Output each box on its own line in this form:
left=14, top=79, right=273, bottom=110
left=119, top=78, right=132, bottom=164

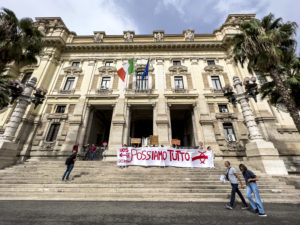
left=117, top=58, right=135, bottom=82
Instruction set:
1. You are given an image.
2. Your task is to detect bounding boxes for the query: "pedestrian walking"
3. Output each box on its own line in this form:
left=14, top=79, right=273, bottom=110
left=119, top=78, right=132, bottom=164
left=90, top=144, right=96, bottom=160
left=73, top=144, right=79, bottom=153
left=239, top=164, right=267, bottom=217
left=62, top=150, right=77, bottom=181
left=224, top=161, right=249, bottom=210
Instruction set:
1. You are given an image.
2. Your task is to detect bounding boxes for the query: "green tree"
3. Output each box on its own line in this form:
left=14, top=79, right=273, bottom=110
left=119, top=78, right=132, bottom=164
left=0, top=8, right=43, bottom=106
left=233, top=13, right=300, bottom=132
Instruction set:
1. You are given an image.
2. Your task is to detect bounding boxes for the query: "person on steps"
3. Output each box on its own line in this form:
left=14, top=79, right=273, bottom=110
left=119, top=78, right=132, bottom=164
left=62, top=150, right=77, bottom=181
left=239, top=164, right=267, bottom=217
left=224, top=161, right=249, bottom=210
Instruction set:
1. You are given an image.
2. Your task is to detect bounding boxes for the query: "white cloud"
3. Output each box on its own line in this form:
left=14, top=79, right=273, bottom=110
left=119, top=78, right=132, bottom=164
left=154, top=0, right=190, bottom=18
left=0, top=0, right=140, bottom=35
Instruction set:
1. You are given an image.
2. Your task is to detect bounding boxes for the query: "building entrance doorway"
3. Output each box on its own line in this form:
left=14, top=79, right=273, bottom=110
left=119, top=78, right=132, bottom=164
left=170, top=105, right=195, bottom=147
left=129, top=106, right=153, bottom=146
left=87, top=107, right=113, bottom=147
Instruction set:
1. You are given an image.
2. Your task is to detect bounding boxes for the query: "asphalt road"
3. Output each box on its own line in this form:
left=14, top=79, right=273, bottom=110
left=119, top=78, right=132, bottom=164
left=0, top=201, right=299, bottom=225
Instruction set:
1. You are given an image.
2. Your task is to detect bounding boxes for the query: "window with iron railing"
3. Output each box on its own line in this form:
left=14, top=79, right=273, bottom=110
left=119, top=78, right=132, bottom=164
left=218, top=104, right=228, bottom=113
left=136, top=72, right=148, bottom=91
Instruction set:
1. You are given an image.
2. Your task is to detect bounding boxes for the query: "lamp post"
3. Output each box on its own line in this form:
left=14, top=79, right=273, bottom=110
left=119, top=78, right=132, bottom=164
left=1, top=77, right=47, bottom=142
left=223, top=76, right=263, bottom=141
left=222, top=76, right=287, bottom=175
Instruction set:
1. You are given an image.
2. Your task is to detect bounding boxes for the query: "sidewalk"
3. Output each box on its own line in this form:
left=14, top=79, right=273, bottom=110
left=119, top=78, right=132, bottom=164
left=0, top=201, right=299, bottom=225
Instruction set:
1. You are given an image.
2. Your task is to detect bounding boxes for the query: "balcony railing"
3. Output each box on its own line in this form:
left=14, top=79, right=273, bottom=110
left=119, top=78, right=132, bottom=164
left=96, top=89, right=113, bottom=95
left=126, top=89, right=153, bottom=94
left=172, top=88, right=188, bottom=93
left=58, top=89, right=75, bottom=94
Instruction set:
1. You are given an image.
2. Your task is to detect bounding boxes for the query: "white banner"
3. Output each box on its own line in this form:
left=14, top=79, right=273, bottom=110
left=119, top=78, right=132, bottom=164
left=117, top=147, right=214, bottom=168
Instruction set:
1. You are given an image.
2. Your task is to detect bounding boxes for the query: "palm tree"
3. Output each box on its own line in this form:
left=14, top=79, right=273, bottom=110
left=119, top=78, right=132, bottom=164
left=0, top=8, right=43, bottom=107
left=0, top=74, right=11, bottom=108
left=233, top=13, right=300, bottom=132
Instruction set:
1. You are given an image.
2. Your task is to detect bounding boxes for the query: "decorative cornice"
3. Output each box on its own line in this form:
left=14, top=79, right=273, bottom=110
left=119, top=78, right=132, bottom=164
left=63, top=41, right=226, bottom=52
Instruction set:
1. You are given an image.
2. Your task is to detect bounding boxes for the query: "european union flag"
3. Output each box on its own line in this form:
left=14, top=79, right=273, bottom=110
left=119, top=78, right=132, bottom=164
left=142, top=59, right=149, bottom=80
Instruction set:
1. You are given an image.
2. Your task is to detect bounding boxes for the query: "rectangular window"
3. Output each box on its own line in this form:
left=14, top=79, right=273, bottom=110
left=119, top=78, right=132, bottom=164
left=255, top=71, right=267, bottom=85
left=211, top=76, right=222, bottom=90
left=46, top=123, right=60, bottom=142
left=105, top=61, right=113, bottom=66
left=223, top=123, right=236, bottom=142
left=207, top=60, right=215, bottom=65
left=72, top=62, right=80, bottom=67
left=174, top=76, right=184, bottom=89
left=101, top=77, right=111, bottom=89
left=56, top=105, right=66, bottom=113
left=63, top=77, right=75, bottom=90
left=173, top=60, right=181, bottom=66
left=218, top=104, right=228, bottom=113
left=136, top=72, right=148, bottom=90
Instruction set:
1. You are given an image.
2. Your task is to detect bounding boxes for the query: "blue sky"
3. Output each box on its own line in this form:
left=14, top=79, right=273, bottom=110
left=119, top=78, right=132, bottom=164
left=0, top=0, right=299, bottom=48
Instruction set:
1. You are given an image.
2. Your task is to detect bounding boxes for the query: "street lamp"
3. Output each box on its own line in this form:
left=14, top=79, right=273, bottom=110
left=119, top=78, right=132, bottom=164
left=222, top=76, right=259, bottom=106
left=32, top=88, right=47, bottom=109
left=8, top=80, right=47, bottom=109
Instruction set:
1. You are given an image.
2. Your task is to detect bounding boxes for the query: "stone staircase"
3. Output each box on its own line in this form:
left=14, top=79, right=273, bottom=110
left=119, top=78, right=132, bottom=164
left=0, top=160, right=300, bottom=203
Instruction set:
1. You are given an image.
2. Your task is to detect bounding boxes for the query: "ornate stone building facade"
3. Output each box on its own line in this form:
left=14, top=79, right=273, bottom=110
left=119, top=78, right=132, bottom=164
left=0, top=14, right=299, bottom=172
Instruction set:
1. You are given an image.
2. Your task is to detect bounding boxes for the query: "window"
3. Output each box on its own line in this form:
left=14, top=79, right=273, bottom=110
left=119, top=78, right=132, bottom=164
left=101, top=77, right=111, bottom=89
left=255, top=71, right=267, bottom=85
left=174, top=76, right=184, bottom=89
left=218, top=104, right=228, bottom=113
left=136, top=71, right=148, bottom=90
left=173, top=60, right=181, bottom=66
left=46, top=123, right=60, bottom=142
left=207, top=60, right=215, bottom=65
left=211, top=76, right=222, bottom=90
left=105, top=61, right=113, bottom=66
left=72, top=62, right=80, bottom=67
left=21, top=72, right=32, bottom=84
left=56, top=105, right=66, bottom=113
left=223, top=123, right=236, bottom=142
left=63, top=77, right=75, bottom=90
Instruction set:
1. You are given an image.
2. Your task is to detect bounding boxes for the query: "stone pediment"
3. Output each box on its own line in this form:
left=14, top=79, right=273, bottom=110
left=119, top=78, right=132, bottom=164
left=98, top=66, right=117, bottom=74
left=203, top=64, right=224, bottom=73
left=168, top=65, right=188, bottom=73
left=63, top=66, right=82, bottom=74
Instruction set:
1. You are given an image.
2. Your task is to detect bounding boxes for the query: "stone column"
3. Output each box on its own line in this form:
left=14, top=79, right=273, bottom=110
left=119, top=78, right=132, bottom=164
left=233, top=76, right=263, bottom=141
left=77, top=105, right=91, bottom=153
left=1, top=77, right=37, bottom=142
left=122, top=104, right=131, bottom=145
left=155, top=99, right=170, bottom=146
left=233, top=76, right=287, bottom=175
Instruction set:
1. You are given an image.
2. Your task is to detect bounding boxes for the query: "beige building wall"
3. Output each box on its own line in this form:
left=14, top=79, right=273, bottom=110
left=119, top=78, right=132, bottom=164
left=0, top=14, right=299, bottom=170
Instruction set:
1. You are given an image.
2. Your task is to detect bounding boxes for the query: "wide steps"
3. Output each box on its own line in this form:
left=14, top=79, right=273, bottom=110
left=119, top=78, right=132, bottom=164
left=0, top=160, right=299, bottom=203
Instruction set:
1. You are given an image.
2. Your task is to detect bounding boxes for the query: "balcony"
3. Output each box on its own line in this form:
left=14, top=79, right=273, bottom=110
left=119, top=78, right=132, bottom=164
left=125, top=89, right=158, bottom=99
left=96, top=88, right=113, bottom=95
left=164, top=89, right=198, bottom=99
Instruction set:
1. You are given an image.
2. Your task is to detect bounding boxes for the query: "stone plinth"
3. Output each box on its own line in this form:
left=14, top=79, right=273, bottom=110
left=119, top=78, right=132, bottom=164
left=246, top=140, right=288, bottom=175
left=0, top=141, right=20, bottom=169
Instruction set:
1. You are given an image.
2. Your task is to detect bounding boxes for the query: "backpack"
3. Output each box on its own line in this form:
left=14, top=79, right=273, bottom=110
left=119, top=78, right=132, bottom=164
left=65, top=156, right=73, bottom=165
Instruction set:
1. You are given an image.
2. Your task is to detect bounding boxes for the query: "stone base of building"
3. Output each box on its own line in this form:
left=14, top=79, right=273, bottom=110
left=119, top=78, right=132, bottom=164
left=0, top=141, right=20, bottom=169
left=245, top=140, right=288, bottom=175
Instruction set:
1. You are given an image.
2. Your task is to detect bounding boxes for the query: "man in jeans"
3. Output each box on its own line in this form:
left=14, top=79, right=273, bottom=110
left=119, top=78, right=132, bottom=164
left=224, top=161, right=248, bottom=210
left=62, top=150, right=77, bottom=181
left=239, top=164, right=267, bottom=217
